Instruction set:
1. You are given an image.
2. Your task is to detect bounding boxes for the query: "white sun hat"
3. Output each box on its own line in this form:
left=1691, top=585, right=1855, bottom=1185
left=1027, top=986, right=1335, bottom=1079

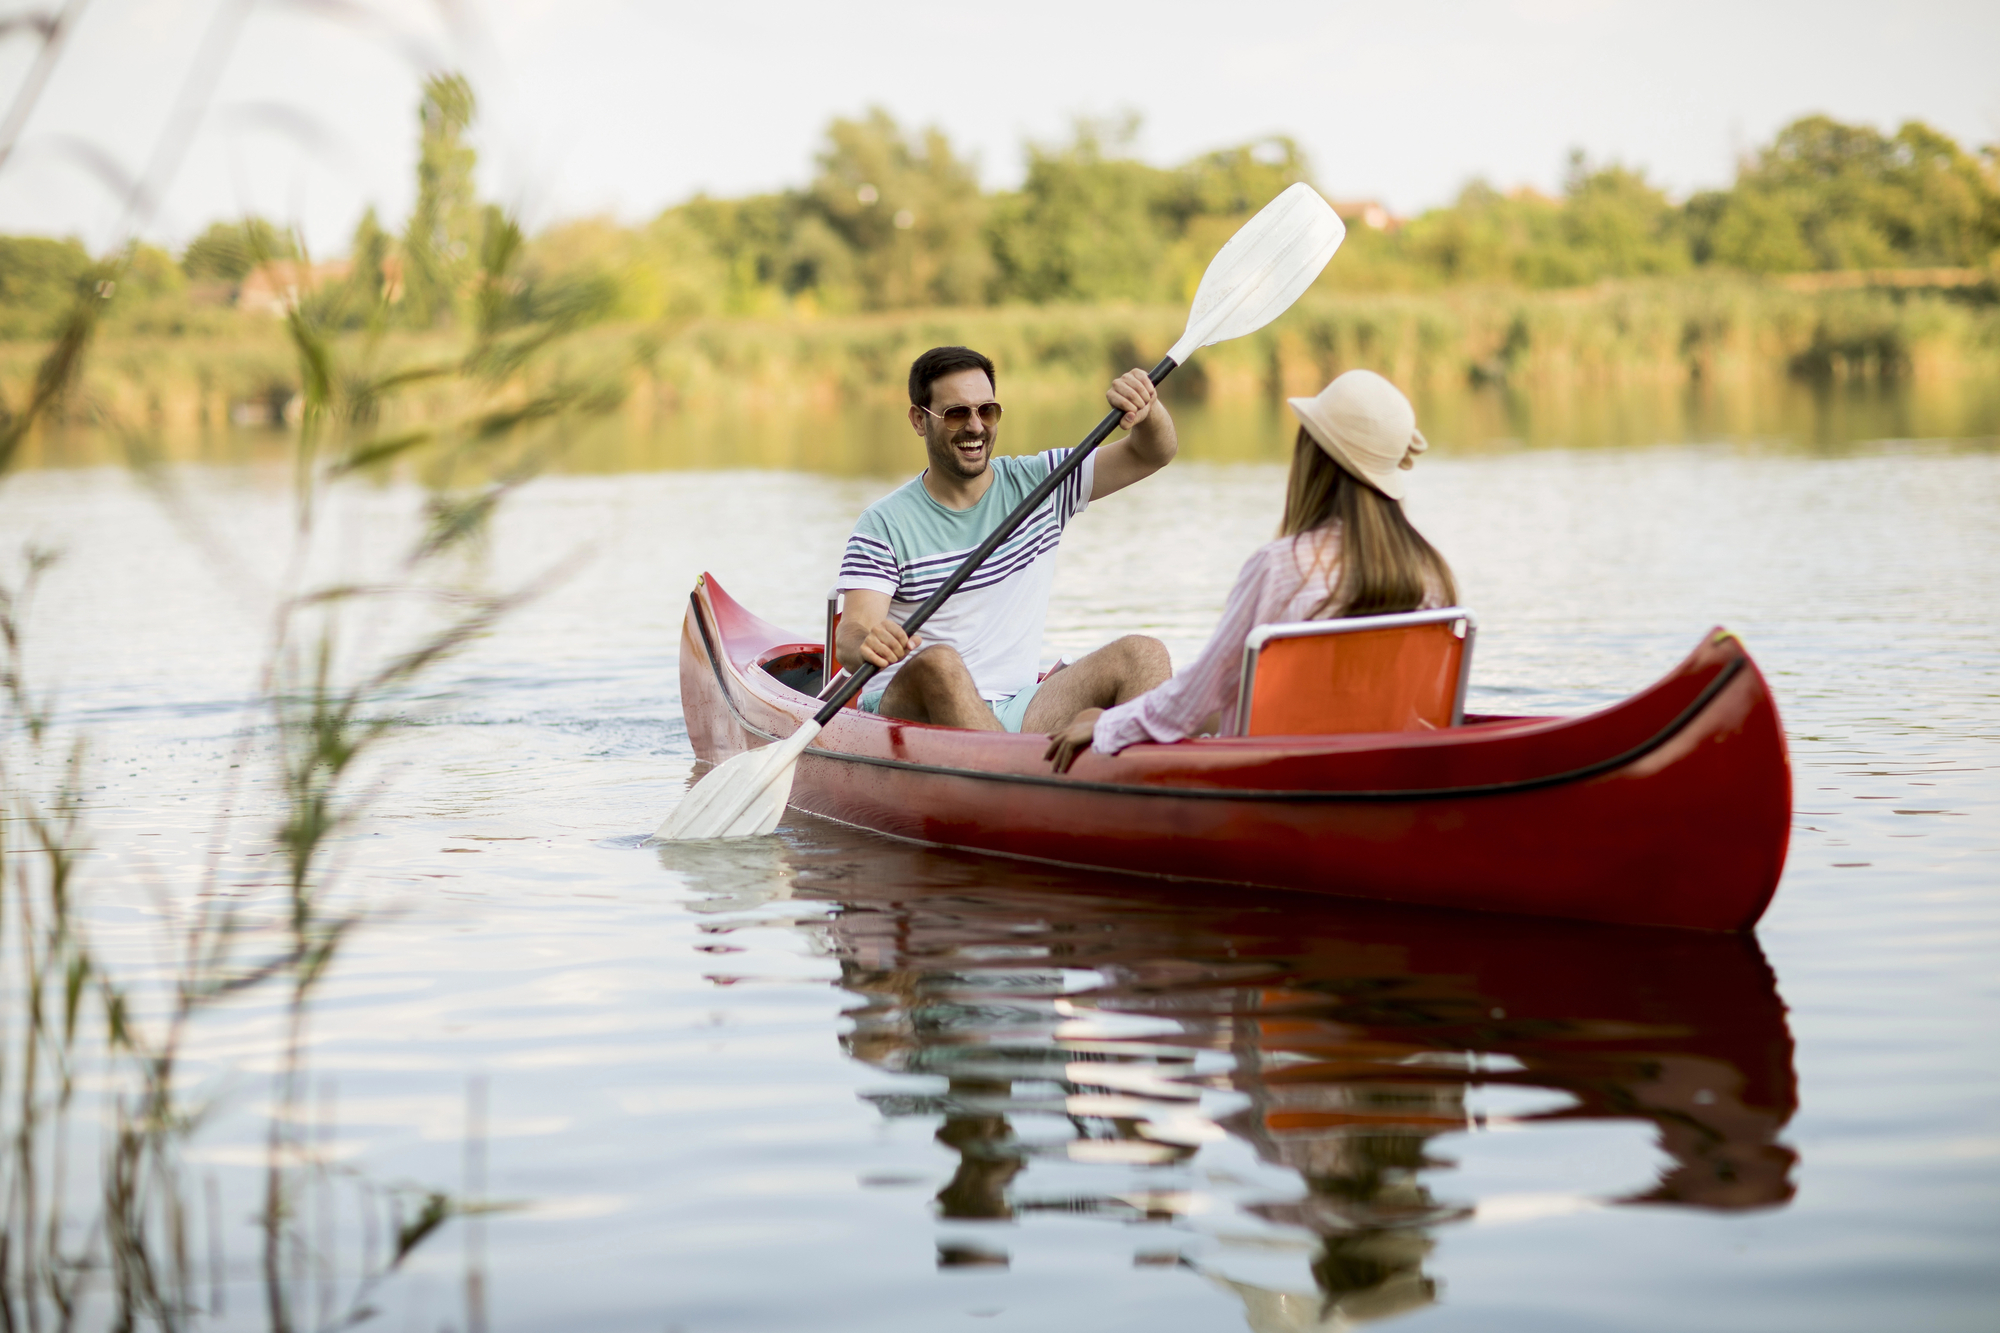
left=1287, top=369, right=1429, bottom=500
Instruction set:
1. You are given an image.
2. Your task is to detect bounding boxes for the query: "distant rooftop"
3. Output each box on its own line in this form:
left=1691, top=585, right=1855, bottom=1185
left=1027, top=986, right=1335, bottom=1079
left=1328, top=200, right=1402, bottom=233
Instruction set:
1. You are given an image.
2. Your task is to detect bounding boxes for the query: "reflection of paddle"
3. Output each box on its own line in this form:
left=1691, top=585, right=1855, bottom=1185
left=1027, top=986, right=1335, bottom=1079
left=655, top=183, right=1346, bottom=841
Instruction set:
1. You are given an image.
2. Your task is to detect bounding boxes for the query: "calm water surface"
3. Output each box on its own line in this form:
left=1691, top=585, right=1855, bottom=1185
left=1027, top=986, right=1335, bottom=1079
left=2, top=398, right=1996, bottom=1330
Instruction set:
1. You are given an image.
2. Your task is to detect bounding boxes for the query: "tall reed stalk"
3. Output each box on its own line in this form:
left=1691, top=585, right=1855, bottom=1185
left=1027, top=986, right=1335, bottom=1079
left=0, top=9, right=620, bottom=1320
left=0, top=123, right=623, bottom=1333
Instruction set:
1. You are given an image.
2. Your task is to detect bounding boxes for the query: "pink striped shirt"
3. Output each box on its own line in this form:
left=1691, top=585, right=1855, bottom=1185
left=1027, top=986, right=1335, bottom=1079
left=1091, top=526, right=1443, bottom=755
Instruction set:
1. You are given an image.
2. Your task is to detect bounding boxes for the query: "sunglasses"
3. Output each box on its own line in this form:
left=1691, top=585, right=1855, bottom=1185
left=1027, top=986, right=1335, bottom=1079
left=919, top=401, right=1004, bottom=429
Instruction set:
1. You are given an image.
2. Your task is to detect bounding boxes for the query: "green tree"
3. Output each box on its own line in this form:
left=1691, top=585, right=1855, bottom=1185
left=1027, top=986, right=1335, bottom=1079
left=675, top=192, right=818, bottom=314
left=401, top=72, right=480, bottom=327
left=1876, top=121, right=1998, bottom=265
left=1398, top=181, right=1560, bottom=286
left=1681, top=189, right=1731, bottom=266
left=94, top=243, right=193, bottom=334
left=181, top=217, right=298, bottom=282
left=1711, top=115, right=2000, bottom=271
left=1156, top=137, right=1312, bottom=300
left=986, top=116, right=1175, bottom=304
left=805, top=107, right=991, bottom=309
left=629, top=210, right=732, bottom=319
left=347, top=206, right=392, bottom=306
left=124, top=243, right=185, bottom=299
left=1551, top=155, right=1688, bottom=281
left=1160, top=136, right=1309, bottom=230
left=0, top=235, right=93, bottom=338
left=1705, top=189, right=1813, bottom=273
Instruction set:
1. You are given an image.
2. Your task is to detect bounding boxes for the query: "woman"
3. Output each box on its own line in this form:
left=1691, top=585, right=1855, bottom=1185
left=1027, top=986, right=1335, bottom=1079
left=1046, top=369, right=1457, bottom=773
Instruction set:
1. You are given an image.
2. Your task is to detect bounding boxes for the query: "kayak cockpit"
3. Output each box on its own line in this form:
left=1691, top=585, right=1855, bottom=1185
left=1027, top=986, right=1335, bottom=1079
left=756, top=598, right=1489, bottom=740
left=751, top=643, right=1531, bottom=736
left=755, top=645, right=828, bottom=698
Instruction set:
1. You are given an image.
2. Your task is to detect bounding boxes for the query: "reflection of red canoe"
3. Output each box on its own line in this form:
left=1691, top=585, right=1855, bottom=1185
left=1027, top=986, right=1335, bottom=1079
left=679, top=574, right=1792, bottom=932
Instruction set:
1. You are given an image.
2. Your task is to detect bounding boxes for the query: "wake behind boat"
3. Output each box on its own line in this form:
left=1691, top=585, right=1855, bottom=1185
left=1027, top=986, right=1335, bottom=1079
left=676, top=574, right=1792, bottom=932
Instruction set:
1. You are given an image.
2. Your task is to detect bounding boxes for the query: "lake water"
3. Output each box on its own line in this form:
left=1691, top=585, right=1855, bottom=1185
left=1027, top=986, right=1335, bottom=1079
left=1, top=386, right=1996, bottom=1331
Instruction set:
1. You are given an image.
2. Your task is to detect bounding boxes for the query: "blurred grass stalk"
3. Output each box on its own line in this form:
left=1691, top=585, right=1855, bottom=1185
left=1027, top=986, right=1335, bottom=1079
left=0, top=51, right=624, bottom=1328
left=248, top=197, right=619, bottom=1332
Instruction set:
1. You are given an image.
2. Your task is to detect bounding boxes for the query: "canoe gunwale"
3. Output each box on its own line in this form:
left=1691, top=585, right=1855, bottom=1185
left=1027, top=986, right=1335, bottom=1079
left=687, top=589, right=1750, bottom=803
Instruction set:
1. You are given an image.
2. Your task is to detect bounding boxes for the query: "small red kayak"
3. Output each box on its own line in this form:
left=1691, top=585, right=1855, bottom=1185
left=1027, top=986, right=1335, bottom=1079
left=679, top=574, right=1792, bottom=932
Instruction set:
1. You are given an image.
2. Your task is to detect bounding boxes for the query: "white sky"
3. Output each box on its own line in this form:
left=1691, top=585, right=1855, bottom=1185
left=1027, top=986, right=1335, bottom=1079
left=1, top=0, right=1996, bottom=255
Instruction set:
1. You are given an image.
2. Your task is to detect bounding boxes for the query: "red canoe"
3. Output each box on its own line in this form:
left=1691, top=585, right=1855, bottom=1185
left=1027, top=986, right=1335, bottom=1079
left=678, top=574, right=1792, bottom=932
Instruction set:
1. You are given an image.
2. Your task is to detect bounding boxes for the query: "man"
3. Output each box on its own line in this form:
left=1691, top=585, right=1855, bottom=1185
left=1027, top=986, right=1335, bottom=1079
left=834, top=345, right=1175, bottom=733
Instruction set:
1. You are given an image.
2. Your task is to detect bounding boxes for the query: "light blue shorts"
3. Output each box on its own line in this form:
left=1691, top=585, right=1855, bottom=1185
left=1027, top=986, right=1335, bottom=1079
left=859, top=679, right=1043, bottom=733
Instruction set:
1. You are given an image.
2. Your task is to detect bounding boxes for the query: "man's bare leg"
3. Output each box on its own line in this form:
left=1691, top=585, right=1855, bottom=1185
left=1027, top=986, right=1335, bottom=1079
left=1020, top=635, right=1172, bottom=733
left=876, top=645, right=1004, bottom=730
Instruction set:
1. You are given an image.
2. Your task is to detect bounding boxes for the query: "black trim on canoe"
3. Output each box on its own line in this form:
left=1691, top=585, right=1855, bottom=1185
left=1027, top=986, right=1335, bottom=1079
left=689, top=591, right=1746, bottom=804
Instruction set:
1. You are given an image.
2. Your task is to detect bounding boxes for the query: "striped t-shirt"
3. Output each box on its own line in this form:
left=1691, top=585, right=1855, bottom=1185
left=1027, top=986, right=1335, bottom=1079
left=836, top=449, right=1096, bottom=701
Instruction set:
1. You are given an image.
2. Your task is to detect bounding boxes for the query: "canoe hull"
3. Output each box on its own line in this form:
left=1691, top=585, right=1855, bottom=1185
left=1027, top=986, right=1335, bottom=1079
left=679, top=577, right=1792, bottom=932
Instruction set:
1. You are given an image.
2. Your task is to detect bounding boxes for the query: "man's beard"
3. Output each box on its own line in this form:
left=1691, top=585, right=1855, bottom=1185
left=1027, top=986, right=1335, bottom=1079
left=932, top=432, right=992, bottom=479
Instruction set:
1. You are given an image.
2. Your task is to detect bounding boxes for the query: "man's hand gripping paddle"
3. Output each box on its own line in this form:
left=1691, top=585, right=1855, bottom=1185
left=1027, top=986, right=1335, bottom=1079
left=653, top=183, right=1346, bottom=841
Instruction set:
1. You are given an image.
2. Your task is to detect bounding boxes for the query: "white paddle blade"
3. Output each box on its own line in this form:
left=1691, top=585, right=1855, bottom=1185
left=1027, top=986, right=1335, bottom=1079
left=1166, top=183, right=1345, bottom=366
left=652, top=721, right=820, bottom=841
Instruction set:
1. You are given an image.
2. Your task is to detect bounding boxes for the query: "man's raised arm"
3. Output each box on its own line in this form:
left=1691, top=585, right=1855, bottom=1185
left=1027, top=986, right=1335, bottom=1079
left=1089, top=367, right=1179, bottom=501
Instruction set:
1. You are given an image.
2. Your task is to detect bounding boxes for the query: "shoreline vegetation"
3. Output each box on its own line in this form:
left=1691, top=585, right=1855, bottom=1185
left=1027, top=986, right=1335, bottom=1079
left=4, top=79, right=1997, bottom=465
left=8, top=277, right=1997, bottom=449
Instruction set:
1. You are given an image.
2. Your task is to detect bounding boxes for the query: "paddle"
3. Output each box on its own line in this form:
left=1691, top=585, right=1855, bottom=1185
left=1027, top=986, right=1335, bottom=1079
left=654, top=182, right=1346, bottom=841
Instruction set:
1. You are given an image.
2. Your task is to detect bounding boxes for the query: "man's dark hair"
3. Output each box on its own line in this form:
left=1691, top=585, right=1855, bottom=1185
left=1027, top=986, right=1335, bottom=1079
left=908, top=346, right=996, bottom=408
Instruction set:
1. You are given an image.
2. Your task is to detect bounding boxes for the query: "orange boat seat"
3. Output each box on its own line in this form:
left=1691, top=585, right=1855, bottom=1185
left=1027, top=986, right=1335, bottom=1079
left=1233, top=608, right=1476, bottom=736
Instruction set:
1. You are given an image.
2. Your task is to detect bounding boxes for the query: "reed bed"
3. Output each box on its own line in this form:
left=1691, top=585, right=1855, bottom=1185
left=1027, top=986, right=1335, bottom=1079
left=6, top=280, right=1995, bottom=451
left=0, top=195, right=616, bottom=1326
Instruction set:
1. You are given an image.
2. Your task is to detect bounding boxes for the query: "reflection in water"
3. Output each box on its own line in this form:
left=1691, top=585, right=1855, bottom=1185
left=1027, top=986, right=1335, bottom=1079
left=26, top=375, right=1999, bottom=475
left=430, top=377, right=2000, bottom=475
left=676, top=818, right=1798, bottom=1330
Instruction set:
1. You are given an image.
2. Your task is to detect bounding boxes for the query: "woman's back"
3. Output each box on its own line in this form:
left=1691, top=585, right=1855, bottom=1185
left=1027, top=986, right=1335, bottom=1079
left=1048, top=368, right=1456, bottom=770
left=1089, top=524, right=1450, bottom=752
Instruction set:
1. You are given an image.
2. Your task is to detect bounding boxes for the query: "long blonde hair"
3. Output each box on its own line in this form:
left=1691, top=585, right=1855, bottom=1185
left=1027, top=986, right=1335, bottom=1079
left=1280, top=427, right=1457, bottom=618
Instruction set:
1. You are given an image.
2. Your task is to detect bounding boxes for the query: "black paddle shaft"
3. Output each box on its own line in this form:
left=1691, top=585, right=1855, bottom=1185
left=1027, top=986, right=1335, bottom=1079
left=815, top=354, right=1179, bottom=725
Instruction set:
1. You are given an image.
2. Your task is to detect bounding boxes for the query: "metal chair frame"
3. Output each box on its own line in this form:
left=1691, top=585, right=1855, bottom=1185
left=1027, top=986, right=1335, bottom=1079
left=820, top=588, right=845, bottom=697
